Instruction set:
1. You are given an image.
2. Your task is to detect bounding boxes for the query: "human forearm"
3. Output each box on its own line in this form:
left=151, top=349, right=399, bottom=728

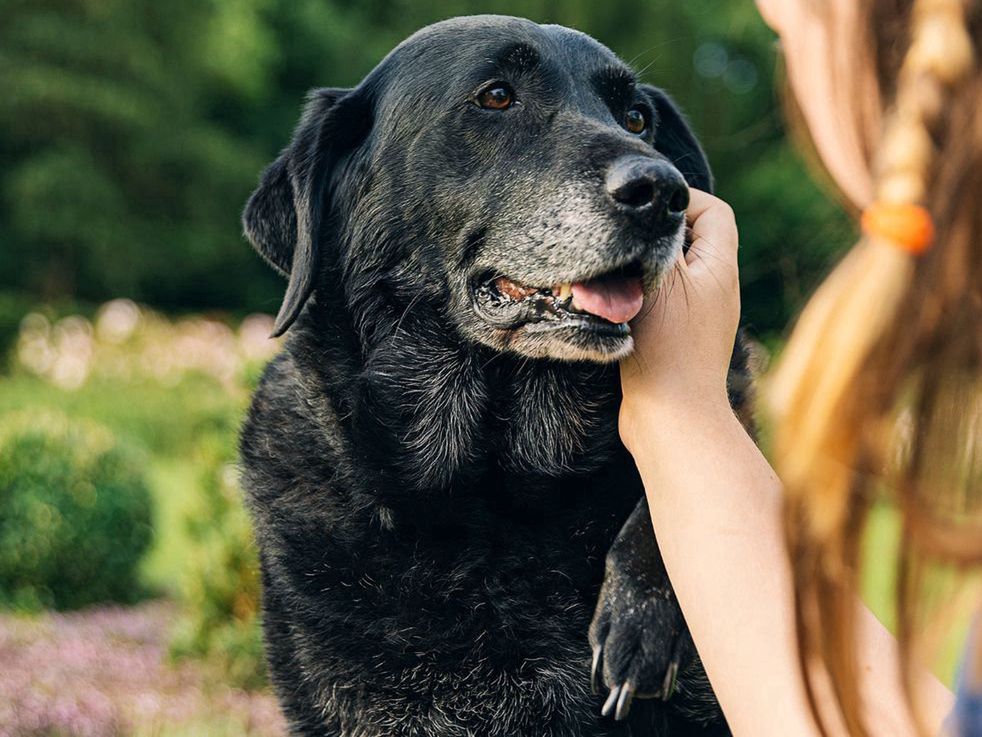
left=624, top=397, right=821, bottom=736
left=621, top=397, right=952, bottom=737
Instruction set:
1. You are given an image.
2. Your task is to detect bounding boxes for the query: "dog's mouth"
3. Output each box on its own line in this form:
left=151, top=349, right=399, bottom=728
left=472, top=260, right=646, bottom=335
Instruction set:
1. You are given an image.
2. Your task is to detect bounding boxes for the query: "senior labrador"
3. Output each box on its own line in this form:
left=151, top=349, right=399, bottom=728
left=241, top=15, right=749, bottom=736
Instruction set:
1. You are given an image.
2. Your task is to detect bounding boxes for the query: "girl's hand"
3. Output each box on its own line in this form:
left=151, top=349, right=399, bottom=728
left=619, top=189, right=741, bottom=451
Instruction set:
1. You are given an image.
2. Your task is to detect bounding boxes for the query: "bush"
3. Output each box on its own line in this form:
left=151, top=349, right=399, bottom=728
left=170, top=433, right=266, bottom=689
left=0, top=410, right=153, bottom=610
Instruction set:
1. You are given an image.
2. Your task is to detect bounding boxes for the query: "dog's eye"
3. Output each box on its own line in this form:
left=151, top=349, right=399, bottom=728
left=624, top=107, right=647, bottom=135
left=477, top=84, right=514, bottom=110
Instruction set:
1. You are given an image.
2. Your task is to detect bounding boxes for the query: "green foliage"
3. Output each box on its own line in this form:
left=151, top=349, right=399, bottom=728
left=170, top=432, right=266, bottom=690
left=0, top=0, right=279, bottom=310
left=0, top=0, right=852, bottom=336
left=0, top=308, right=269, bottom=682
left=0, top=410, right=153, bottom=610
left=0, top=293, right=33, bottom=369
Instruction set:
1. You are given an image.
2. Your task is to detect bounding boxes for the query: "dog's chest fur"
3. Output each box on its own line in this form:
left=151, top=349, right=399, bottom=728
left=240, top=312, right=651, bottom=736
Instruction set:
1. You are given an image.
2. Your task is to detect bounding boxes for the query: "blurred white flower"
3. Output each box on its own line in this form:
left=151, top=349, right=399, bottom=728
left=17, top=313, right=55, bottom=376
left=95, top=299, right=141, bottom=344
left=49, top=317, right=94, bottom=390
left=15, top=301, right=279, bottom=394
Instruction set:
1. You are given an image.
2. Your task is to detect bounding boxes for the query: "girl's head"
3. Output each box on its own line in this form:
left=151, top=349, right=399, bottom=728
left=756, top=1, right=982, bottom=734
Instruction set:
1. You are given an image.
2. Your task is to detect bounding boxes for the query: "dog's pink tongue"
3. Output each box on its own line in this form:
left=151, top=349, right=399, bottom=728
left=571, top=277, right=644, bottom=324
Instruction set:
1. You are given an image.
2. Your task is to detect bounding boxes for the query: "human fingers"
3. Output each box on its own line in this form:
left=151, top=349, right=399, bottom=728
left=685, top=189, right=739, bottom=273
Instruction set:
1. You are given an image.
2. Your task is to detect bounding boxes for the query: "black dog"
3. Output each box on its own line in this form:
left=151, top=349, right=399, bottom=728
left=241, top=15, right=750, bottom=736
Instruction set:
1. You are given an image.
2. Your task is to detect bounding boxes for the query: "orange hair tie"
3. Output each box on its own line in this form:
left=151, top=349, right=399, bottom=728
left=861, top=202, right=935, bottom=255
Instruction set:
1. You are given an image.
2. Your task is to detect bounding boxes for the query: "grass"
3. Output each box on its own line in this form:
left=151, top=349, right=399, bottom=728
left=142, top=458, right=208, bottom=594
left=0, top=374, right=242, bottom=457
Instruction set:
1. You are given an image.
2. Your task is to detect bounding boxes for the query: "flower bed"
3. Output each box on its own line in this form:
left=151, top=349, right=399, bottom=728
left=0, top=602, right=285, bottom=737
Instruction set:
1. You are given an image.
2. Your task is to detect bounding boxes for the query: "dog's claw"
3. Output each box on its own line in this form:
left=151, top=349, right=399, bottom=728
left=590, top=645, right=603, bottom=695
left=589, top=500, right=724, bottom=724
left=661, top=660, right=679, bottom=701
left=601, top=685, right=621, bottom=718
left=614, top=681, right=635, bottom=720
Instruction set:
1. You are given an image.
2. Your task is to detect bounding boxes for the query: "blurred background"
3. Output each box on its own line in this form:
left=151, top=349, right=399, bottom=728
left=0, top=0, right=868, bottom=735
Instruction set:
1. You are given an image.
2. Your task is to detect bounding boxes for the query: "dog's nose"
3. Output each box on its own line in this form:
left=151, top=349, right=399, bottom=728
left=605, top=157, right=689, bottom=225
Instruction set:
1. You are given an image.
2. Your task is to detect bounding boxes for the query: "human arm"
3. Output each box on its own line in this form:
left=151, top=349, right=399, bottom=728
left=618, top=189, right=954, bottom=737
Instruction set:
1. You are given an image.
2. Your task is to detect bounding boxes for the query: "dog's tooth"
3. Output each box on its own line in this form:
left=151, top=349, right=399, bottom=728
left=558, top=283, right=572, bottom=300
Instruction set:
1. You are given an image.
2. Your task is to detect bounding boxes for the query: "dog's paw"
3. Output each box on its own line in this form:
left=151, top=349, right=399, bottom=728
left=588, top=568, right=696, bottom=721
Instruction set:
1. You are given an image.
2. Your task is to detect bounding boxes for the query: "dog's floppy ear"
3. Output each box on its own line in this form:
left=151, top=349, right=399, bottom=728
left=243, top=87, right=369, bottom=336
left=641, top=85, right=714, bottom=194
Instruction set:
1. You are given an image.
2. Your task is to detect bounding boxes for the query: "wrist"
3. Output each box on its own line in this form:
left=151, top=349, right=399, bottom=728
left=618, top=389, right=736, bottom=455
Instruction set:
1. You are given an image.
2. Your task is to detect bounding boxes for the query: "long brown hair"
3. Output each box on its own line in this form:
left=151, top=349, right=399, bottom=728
left=767, top=0, right=982, bottom=734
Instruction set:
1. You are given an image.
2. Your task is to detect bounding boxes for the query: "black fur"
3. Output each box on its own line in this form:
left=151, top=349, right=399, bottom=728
left=241, top=16, right=745, bottom=736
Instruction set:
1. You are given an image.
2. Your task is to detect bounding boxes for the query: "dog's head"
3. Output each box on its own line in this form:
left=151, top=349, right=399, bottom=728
left=244, top=16, right=711, bottom=363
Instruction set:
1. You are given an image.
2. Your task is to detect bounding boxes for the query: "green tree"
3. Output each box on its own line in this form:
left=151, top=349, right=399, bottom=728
left=0, top=0, right=280, bottom=310
left=1, top=0, right=853, bottom=336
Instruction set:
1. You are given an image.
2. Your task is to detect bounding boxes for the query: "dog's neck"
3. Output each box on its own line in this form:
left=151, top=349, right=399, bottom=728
left=290, top=287, right=624, bottom=494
